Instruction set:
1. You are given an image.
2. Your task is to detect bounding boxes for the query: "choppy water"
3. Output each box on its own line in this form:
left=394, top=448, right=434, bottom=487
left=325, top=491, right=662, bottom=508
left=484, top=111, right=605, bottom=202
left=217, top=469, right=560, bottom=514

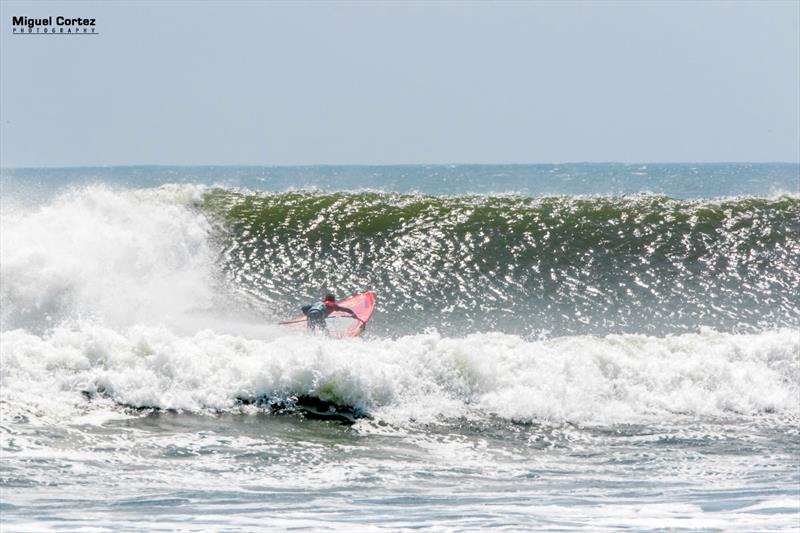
left=1, top=164, right=798, bottom=531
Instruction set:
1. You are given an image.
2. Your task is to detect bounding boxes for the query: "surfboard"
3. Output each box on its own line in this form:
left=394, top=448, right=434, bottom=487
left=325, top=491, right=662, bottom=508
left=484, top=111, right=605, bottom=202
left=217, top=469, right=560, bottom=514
left=281, top=291, right=375, bottom=338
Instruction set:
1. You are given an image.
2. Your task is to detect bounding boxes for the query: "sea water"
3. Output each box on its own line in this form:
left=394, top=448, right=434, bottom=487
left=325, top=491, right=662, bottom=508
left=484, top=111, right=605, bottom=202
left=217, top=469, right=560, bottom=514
left=1, top=164, right=798, bottom=531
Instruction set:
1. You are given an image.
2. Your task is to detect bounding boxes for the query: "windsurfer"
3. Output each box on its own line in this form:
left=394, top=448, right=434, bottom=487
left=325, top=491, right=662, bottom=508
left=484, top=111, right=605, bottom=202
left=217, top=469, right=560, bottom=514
left=301, top=293, right=361, bottom=332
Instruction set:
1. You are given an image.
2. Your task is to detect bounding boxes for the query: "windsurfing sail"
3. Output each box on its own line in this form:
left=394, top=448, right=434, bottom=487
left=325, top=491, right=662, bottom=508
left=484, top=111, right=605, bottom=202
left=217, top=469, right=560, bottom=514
left=281, top=291, right=375, bottom=338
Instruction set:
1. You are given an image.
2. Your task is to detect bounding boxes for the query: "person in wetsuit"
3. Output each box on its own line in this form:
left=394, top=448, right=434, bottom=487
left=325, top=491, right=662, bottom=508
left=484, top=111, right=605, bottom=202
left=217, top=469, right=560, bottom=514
left=301, top=293, right=361, bottom=333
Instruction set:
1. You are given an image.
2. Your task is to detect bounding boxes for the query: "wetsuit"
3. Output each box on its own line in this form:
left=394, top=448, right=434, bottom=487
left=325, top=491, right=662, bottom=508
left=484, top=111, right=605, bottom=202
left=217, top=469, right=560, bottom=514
left=301, top=301, right=359, bottom=332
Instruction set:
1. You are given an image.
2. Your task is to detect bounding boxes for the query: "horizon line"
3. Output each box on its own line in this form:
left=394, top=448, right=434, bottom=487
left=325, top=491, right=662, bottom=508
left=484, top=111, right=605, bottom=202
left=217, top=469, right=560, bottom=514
left=2, top=161, right=799, bottom=171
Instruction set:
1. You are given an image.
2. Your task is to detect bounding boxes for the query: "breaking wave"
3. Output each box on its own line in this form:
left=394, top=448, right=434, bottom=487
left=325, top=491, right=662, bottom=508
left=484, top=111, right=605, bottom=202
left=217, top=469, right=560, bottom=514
left=1, top=184, right=798, bottom=427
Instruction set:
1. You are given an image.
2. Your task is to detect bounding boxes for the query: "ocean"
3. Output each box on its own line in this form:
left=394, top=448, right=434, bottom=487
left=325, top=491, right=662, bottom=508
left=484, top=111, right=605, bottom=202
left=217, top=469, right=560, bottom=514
left=1, top=163, right=798, bottom=531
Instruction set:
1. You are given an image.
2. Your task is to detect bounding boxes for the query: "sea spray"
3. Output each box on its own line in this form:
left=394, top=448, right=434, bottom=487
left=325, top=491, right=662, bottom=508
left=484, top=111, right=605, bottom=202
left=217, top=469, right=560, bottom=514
left=0, top=185, right=217, bottom=332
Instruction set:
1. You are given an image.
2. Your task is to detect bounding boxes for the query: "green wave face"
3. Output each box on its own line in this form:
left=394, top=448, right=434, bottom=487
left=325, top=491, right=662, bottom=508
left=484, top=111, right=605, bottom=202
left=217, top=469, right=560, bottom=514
left=204, top=190, right=800, bottom=337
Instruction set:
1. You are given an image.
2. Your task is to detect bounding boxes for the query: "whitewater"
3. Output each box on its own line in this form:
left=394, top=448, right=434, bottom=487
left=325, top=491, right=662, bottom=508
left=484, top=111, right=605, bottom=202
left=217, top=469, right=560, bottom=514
left=1, top=164, right=799, bottom=531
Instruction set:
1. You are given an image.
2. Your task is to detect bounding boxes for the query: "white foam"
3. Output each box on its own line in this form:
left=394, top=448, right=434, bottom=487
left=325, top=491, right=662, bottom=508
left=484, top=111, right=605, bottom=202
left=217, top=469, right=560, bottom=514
left=1, top=323, right=797, bottom=428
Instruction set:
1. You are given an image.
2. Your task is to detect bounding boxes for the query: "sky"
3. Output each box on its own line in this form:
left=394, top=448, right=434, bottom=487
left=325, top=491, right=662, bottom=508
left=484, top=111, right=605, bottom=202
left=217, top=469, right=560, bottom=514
left=0, top=0, right=798, bottom=166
